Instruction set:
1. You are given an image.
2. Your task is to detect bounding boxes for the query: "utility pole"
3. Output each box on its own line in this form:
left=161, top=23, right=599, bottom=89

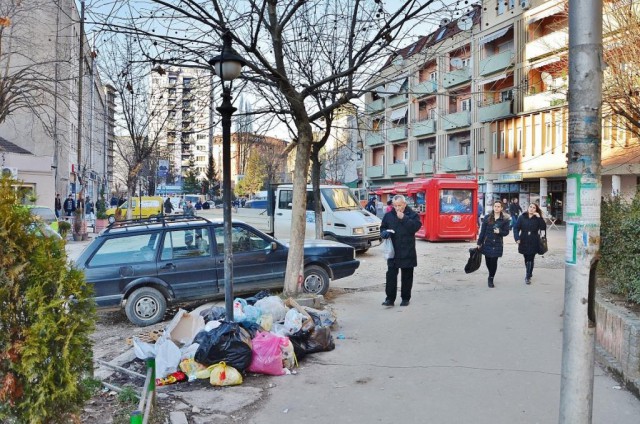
left=559, top=1, right=603, bottom=423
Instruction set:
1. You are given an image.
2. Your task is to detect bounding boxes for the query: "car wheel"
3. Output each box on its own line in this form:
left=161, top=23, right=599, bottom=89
left=108, top=215, right=116, bottom=224
left=302, top=265, right=330, bottom=295
left=125, top=287, right=167, bottom=327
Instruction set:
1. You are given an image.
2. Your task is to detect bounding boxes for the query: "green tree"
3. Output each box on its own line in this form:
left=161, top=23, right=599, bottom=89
left=182, top=153, right=199, bottom=193
left=201, top=154, right=219, bottom=197
left=0, top=176, right=96, bottom=422
left=240, top=150, right=267, bottom=196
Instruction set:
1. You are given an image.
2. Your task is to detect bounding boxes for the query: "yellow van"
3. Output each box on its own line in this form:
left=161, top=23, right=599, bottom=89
left=106, top=196, right=163, bottom=223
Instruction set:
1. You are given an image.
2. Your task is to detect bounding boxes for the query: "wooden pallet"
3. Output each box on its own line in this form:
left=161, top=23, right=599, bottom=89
left=126, top=329, right=164, bottom=345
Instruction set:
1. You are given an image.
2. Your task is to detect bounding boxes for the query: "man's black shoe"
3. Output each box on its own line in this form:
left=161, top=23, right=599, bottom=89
left=400, top=300, right=410, bottom=306
left=381, top=299, right=394, bottom=306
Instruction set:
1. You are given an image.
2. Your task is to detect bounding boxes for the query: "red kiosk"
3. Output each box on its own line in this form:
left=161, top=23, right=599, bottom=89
left=377, top=175, right=478, bottom=242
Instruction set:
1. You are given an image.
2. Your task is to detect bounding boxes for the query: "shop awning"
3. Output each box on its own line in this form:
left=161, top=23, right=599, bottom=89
left=389, top=107, right=408, bottom=121
left=527, top=4, right=565, bottom=24
left=479, top=26, right=511, bottom=45
left=479, top=73, right=508, bottom=85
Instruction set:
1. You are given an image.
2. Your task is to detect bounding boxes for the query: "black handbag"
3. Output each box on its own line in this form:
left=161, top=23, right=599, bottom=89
left=538, top=231, right=548, bottom=255
left=464, top=247, right=482, bottom=274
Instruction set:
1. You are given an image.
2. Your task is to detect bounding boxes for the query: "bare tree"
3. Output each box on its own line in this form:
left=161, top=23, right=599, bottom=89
left=88, top=0, right=463, bottom=295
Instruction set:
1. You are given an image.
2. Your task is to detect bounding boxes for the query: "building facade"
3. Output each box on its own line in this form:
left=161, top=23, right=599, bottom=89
left=363, top=0, right=639, bottom=221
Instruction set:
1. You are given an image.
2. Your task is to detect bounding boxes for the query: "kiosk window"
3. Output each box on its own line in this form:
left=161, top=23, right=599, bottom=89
left=439, top=190, right=473, bottom=214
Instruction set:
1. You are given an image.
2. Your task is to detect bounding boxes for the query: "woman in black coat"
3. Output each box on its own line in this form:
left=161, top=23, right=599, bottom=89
left=513, top=202, right=546, bottom=284
left=380, top=195, right=423, bottom=306
left=477, top=200, right=511, bottom=288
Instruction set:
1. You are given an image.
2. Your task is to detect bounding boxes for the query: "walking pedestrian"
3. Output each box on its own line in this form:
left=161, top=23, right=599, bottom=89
left=54, top=193, right=62, bottom=218
left=513, top=203, right=547, bottom=284
left=385, top=200, right=393, bottom=213
left=164, top=197, right=174, bottom=215
left=508, top=198, right=523, bottom=228
left=183, top=200, right=195, bottom=217
left=63, top=194, right=75, bottom=217
left=477, top=200, right=511, bottom=288
left=380, top=194, right=422, bottom=307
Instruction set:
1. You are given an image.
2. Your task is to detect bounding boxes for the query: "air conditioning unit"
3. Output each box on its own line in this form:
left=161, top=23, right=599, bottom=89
left=2, top=167, right=18, bottom=179
left=521, top=0, right=531, bottom=10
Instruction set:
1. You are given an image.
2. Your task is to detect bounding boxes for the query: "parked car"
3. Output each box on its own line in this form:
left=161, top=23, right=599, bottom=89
left=27, top=205, right=59, bottom=232
left=75, top=216, right=360, bottom=326
left=105, top=196, right=163, bottom=223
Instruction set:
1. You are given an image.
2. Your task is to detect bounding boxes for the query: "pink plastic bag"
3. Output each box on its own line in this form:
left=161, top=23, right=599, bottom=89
left=248, top=331, right=287, bottom=376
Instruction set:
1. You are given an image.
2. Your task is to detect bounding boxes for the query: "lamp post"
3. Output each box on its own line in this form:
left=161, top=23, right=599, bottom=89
left=209, top=33, right=246, bottom=321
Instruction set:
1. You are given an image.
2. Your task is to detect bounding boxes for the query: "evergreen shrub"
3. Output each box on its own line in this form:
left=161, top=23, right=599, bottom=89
left=600, top=193, right=640, bottom=303
left=0, top=176, right=96, bottom=423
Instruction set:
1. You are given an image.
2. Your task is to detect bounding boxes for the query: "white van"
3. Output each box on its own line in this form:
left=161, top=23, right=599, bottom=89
left=268, top=185, right=381, bottom=252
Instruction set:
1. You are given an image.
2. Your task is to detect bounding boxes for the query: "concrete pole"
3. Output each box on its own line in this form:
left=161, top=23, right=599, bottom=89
left=540, top=177, right=548, bottom=215
left=559, top=1, right=602, bottom=423
left=611, top=174, right=620, bottom=196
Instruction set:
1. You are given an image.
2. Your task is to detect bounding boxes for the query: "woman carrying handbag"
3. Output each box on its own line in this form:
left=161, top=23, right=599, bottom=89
left=477, top=200, right=511, bottom=288
left=513, top=203, right=547, bottom=284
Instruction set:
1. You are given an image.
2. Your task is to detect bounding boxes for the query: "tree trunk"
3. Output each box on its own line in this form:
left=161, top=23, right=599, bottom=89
left=283, top=123, right=313, bottom=296
left=310, top=145, right=324, bottom=240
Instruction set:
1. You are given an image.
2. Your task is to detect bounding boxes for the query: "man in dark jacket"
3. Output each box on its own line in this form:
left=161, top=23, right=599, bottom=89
left=380, top=195, right=423, bottom=307
left=164, top=197, right=174, bottom=215
left=63, top=194, right=75, bottom=217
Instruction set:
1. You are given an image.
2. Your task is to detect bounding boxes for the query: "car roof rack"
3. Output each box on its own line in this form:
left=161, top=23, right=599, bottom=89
left=102, top=215, right=213, bottom=234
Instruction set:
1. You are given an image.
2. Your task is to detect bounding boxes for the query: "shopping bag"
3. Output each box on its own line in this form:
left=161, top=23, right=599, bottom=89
left=383, top=238, right=395, bottom=260
left=538, top=231, right=548, bottom=255
left=209, top=362, right=243, bottom=386
left=464, top=247, right=482, bottom=274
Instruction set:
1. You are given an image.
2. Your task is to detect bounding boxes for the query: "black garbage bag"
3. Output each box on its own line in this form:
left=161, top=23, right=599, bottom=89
left=289, top=325, right=335, bottom=359
left=200, top=306, right=226, bottom=323
left=245, top=290, right=271, bottom=305
left=238, top=320, right=261, bottom=339
left=194, top=321, right=253, bottom=371
left=464, top=247, right=482, bottom=274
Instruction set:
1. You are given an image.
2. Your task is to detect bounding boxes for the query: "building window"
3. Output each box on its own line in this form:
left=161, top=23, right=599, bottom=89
left=429, top=108, right=437, bottom=120
left=183, top=78, right=192, bottom=88
left=428, top=145, right=436, bottom=160
left=492, top=131, right=498, bottom=155
left=460, top=141, right=471, bottom=156
left=430, top=71, right=438, bottom=81
left=546, top=122, right=552, bottom=150
left=461, top=98, right=471, bottom=111
left=497, top=0, right=505, bottom=15
left=500, top=131, right=505, bottom=154
left=517, top=129, right=522, bottom=152
left=501, top=90, right=513, bottom=102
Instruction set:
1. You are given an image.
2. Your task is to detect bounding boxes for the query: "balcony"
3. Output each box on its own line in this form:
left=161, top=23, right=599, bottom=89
left=442, top=111, right=471, bottom=131
left=479, top=50, right=514, bottom=76
left=411, top=119, right=436, bottom=137
left=441, top=155, right=471, bottom=172
left=526, top=30, right=568, bottom=60
left=478, top=100, right=512, bottom=122
left=523, top=90, right=567, bottom=112
left=411, top=159, right=434, bottom=174
left=365, top=99, right=385, bottom=114
left=365, top=132, right=384, bottom=147
left=387, top=126, right=407, bottom=142
left=366, top=165, right=384, bottom=178
left=442, top=67, right=471, bottom=89
left=413, top=80, right=437, bottom=97
left=387, top=94, right=408, bottom=108
left=388, top=162, right=407, bottom=177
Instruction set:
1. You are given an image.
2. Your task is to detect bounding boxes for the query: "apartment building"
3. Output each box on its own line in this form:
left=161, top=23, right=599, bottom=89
left=149, top=67, right=213, bottom=183
left=0, top=0, right=113, bottom=206
left=363, top=0, right=640, bottom=222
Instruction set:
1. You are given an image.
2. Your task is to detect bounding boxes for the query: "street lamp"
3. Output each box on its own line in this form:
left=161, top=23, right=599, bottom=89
left=209, top=33, right=247, bottom=321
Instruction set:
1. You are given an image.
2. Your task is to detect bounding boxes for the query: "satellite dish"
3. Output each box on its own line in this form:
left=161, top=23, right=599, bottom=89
left=440, top=18, right=451, bottom=27
left=457, top=16, right=472, bottom=31
left=451, top=58, right=463, bottom=69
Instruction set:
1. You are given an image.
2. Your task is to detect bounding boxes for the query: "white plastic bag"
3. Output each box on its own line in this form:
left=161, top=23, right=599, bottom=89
left=282, top=308, right=304, bottom=335
left=255, top=296, right=287, bottom=322
left=383, top=238, right=395, bottom=260
left=155, top=338, right=182, bottom=378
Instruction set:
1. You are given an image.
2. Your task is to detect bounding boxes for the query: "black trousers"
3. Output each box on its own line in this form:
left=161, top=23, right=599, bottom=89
left=386, top=266, right=414, bottom=302
left=484, top=256, right=499, bottom=278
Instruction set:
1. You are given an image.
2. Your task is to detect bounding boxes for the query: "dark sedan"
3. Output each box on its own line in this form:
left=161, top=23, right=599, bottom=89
left=75, top=216, right=359, bottom=326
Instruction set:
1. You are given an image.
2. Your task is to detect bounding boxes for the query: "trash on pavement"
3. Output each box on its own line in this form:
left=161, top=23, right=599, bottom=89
left=255, top=296, right=287, bottom=322
left=304, top=306, right=337, bottom=328
left=289, top=325, right=335, bottom=359
left=156, top=371, right=187, bottom=386
left=167, top=309, right=205, bottom=347
left=248, top=331, right=289, bottom=376
left=194, top=321, right=253, bottom=372
left=209, top=362, right=243, bottom=386
left=155, top=338, right=182, bottom=378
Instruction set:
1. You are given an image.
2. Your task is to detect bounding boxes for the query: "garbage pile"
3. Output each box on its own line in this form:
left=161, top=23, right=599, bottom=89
left=133, top=292, right=337, bottom=387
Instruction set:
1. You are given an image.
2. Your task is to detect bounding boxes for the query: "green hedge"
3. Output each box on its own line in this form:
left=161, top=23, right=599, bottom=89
left=0, top=177, right=96, bottom=423
left=600, top=193, right=640, bottom=303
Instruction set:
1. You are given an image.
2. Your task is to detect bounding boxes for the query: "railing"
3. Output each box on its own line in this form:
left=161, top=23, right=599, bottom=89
left=479, top=50, right=514, bottom=76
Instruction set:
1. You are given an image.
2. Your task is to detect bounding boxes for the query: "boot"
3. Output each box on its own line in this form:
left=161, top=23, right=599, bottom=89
left=525, top=262, right=532, bottom=285
left=488, top=277, right=495, bottom=288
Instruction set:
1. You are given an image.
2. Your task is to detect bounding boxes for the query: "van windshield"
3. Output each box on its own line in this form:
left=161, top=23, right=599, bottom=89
left=321, top=188, right=361, bottom=211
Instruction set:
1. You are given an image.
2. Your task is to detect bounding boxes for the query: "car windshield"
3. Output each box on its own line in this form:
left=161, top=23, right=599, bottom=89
left=29, top=207, right=56, bottom=222
left=321, top=188, right=361, bottom=211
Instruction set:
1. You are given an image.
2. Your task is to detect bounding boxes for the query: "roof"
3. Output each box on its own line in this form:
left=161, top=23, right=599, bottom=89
left=0, top=136, right=32, bottom=155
